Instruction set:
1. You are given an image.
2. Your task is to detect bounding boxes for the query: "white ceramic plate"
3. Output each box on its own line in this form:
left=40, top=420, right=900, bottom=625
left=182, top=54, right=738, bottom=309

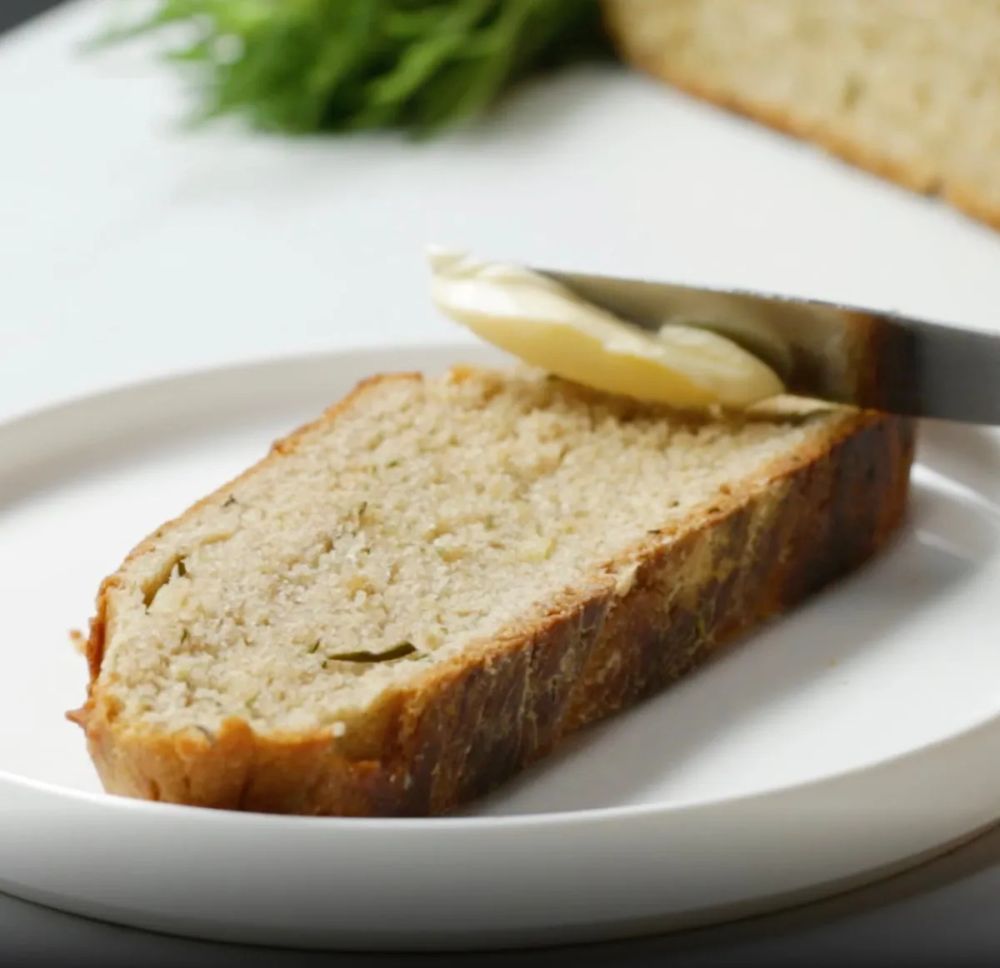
left=1, top=343, right=999, bottom=952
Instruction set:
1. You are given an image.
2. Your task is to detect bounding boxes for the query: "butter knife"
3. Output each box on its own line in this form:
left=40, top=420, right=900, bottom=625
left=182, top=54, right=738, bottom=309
left=537, top=269, right=999, bottom=424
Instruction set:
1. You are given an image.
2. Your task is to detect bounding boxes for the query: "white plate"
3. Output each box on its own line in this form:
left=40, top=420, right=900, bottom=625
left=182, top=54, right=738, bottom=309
left=1, top=343, right=999, bottom=951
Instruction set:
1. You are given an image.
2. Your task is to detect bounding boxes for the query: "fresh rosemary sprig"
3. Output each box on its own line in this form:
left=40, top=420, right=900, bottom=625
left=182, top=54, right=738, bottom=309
left=99, top=0, right=612, bottom=135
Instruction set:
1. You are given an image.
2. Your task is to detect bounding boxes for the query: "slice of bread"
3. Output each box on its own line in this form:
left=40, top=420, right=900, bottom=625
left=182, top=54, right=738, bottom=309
left=70, top=367, right=914, bottom=816
left=603, top=0, right=1000, bottom=230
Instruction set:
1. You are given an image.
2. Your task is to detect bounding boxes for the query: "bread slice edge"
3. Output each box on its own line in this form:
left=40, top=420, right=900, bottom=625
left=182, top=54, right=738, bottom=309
left=69, top=371, right=916, bottom=816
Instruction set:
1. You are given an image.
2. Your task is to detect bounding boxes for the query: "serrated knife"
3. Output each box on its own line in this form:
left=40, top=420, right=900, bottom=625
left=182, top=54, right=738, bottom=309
left=537, top=269, right=1000, bottom=424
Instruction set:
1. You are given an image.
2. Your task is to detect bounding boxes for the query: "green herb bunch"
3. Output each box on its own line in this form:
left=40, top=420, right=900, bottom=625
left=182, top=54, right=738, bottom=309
left=104, top=0, right=612, bottom=134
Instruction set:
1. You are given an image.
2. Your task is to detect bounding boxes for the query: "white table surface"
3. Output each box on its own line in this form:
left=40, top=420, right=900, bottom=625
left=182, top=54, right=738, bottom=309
left=3, top=3, right=1000, bottom=963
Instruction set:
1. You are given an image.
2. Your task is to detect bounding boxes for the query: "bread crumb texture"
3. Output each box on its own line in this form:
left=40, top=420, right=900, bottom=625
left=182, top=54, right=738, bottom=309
left=94, top=368, right=845, bottom=738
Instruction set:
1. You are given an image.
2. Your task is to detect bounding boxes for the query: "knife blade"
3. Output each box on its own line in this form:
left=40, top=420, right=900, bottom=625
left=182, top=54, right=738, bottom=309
left=536, top=268, right=1000, bottom=424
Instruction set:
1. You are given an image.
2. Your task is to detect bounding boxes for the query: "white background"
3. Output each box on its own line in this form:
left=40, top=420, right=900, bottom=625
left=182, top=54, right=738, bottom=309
left=2, top=0, right=999, bottom=426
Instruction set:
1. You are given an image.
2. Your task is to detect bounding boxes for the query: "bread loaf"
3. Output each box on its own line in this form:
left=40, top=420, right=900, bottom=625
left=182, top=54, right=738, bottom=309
left=604, top=0, right=1000, bottom=229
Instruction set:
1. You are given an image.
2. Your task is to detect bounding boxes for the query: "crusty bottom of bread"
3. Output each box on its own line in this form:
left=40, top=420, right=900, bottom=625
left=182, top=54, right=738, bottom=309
left=72, top=372, right=915, bottom=816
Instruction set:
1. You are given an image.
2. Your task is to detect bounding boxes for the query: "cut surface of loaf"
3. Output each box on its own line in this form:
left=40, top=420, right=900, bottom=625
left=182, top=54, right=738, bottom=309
left=73, top=367, right=914, bottom=815
left=603, top=0, right=1000, bottom=229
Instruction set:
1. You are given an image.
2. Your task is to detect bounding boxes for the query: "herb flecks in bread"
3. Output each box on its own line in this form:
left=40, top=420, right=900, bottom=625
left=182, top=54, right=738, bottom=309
left=71, top=367, right=914, bottom=815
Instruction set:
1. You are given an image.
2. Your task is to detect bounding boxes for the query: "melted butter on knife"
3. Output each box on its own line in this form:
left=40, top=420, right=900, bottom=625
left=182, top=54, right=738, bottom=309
left=428, top=248, right=784, bottom=408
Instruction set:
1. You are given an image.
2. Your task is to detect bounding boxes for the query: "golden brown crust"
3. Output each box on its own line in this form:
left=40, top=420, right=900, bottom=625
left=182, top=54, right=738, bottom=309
left=945, top=181, right=1000, bottom=233
left=601, top=3, right=1000, bottom=232
left=71, top=371, right=915, bottom=816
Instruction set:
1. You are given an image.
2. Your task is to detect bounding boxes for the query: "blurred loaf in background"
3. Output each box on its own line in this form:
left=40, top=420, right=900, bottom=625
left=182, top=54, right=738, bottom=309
left=603, top=0, right=1000, bottom=229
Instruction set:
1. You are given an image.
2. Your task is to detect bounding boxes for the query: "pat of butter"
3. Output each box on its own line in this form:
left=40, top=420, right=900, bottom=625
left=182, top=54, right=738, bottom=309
left=428, top=248, right=784, bottom=408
